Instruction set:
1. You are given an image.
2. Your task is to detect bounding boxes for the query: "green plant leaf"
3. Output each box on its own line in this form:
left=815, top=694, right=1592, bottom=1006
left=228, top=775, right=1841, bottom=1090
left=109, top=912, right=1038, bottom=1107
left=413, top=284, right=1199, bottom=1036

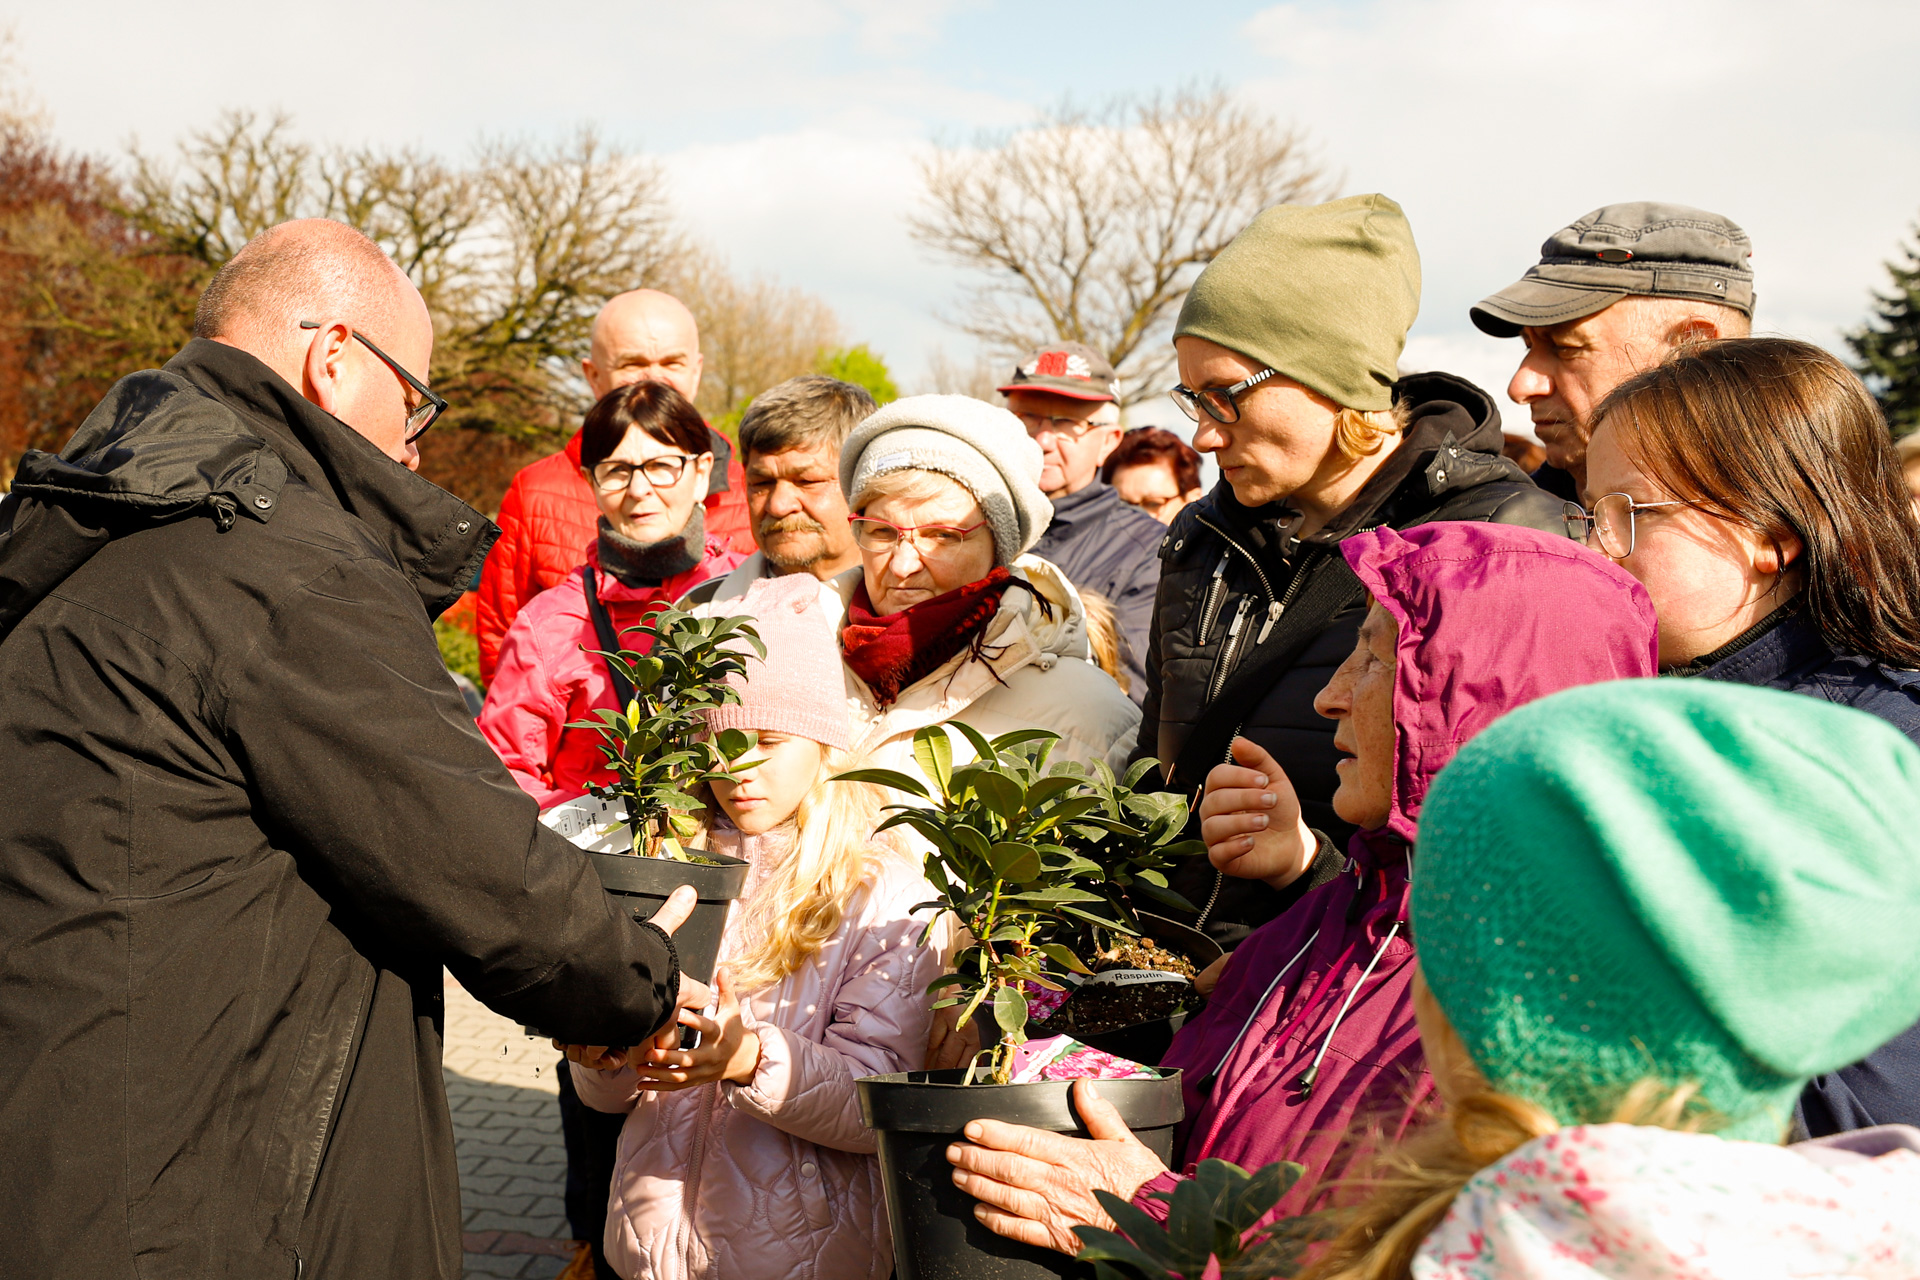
left=986, top=842, right=1042, bottom=883
left=992, top=984, right=1028, bottom=1036
left=831, top=767, right=930, bottom=798
left=989, top=727, right=1062, bottom=754
left=946, top=719, right=996, bottom=764
left=1037, top=942, right=1093, bottom=975
left=972, top=771, right=1022, bottom=818
left=912, top=727, right=955, bottom=797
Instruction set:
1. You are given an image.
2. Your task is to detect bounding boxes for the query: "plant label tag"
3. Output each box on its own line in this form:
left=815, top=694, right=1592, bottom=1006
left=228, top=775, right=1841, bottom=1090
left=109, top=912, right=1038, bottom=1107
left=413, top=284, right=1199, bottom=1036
left=1082, top=968, right=1190, bottom=988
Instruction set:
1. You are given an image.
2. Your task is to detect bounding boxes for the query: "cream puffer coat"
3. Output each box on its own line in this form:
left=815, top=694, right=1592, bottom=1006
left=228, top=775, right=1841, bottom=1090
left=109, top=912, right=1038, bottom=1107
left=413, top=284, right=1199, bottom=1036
left=572, top=825, right=942, bottom=1280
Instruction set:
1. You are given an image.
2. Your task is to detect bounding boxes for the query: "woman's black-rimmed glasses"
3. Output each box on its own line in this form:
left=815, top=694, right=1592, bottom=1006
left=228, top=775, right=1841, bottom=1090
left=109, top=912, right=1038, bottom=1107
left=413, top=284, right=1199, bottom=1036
left=299, top=320, right=448, bottom=443
left=1168, top=368, right=1277, bottom=426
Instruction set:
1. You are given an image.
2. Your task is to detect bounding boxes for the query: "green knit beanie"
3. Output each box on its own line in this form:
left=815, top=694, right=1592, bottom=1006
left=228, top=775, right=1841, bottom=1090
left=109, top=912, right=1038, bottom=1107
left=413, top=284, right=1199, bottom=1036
left=1173, top=194, right=1421, bottom=412
left=1413, top=679, right=1920, bottom=1142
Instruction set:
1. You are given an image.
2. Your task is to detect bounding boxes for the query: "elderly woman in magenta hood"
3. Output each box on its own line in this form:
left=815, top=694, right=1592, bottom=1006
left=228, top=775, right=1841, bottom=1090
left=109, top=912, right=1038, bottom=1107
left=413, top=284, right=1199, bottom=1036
left=946, top=522, right=1658, bottom=1249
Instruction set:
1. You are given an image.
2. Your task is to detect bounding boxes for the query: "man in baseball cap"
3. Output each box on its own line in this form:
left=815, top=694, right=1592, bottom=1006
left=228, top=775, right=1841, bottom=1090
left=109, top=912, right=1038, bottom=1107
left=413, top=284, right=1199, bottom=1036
left=1473, top=202, right=1753, bottom=501
left=1000, top=341, right=1161, bottom=705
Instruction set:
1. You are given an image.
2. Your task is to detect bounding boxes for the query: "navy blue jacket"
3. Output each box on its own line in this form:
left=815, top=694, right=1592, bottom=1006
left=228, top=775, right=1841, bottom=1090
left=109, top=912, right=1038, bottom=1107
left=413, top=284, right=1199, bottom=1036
left=1695, top=610, right=1920, bottom=1136
left=1031, top=478, right=1164, bottom=705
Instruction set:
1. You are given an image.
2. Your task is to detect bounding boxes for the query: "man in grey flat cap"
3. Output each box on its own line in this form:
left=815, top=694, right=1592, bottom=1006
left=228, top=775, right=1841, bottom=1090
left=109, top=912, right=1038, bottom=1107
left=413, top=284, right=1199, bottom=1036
left=1473, top=202, right=1754, bottom=501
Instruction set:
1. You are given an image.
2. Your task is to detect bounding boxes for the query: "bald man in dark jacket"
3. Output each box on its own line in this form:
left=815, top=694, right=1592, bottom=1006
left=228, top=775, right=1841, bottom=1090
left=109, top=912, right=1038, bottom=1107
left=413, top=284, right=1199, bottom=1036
left=0, top=220, right=693, bottom=1279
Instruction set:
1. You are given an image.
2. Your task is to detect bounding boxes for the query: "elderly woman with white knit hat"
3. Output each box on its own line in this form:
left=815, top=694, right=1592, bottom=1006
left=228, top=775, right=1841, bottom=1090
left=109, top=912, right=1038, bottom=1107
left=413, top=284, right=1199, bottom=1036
left=827, top=393, right=1139, bottom=783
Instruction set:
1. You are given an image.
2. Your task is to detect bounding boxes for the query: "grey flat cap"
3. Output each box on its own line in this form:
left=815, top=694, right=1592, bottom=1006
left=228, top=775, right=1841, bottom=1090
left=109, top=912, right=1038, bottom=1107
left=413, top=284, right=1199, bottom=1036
left=1472, top=202, right=1754, bottom=338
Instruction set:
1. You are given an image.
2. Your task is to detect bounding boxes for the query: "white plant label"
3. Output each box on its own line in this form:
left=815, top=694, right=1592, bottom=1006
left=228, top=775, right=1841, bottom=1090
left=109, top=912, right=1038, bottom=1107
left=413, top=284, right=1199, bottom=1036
left=1082, top=968, right=1190, bottom=988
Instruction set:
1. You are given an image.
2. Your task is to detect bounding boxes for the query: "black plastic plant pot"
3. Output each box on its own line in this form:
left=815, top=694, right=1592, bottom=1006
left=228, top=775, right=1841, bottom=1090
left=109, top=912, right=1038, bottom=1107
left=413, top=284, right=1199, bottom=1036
left=1072, top=913, right=1226, bottom=1065
left=858, top=1068, right=1184, bottom=1280
left=586, top=849, right=749, bottom=985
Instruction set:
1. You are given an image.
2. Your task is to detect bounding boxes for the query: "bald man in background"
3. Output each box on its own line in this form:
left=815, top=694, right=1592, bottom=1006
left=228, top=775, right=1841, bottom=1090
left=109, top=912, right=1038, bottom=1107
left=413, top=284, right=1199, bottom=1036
left=0, top=220, right=702, bottom=1278
left=477, top=289, right=749, bottom=682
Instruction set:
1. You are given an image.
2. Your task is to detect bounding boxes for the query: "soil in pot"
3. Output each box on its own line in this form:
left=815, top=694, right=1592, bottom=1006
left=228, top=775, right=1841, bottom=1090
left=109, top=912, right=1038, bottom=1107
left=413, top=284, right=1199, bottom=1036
left=1033, top=915, right=1224, bottom=1065
left=859, top=1068, right=1184, bottom=1280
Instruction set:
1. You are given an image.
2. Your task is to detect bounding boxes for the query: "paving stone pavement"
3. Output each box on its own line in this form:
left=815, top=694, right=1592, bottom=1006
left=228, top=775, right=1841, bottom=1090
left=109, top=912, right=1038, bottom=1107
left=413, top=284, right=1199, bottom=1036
left=444, top=973, right=580, bottom=1280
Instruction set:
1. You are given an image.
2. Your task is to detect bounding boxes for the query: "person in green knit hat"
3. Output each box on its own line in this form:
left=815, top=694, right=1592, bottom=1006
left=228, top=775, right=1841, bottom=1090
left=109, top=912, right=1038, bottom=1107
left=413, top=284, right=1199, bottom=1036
left=1302, top=679, right=1920, bottom=1280
left=1137, top=192, right=1568, bottom=942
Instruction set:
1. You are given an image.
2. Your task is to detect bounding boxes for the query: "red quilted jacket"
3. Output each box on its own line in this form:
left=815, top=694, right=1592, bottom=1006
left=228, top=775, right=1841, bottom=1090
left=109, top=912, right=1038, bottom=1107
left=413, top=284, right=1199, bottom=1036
left=477, top=429, right=750, bottom=682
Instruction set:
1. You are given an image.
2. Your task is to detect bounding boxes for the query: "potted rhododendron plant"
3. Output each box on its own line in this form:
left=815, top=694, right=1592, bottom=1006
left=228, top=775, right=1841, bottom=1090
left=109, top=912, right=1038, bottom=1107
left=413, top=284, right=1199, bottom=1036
left=842, top=725, right=1201, bottom=1280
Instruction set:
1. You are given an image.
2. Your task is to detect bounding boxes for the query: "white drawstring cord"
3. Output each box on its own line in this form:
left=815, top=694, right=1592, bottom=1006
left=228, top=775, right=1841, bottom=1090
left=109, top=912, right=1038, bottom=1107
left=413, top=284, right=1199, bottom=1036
left=1203, top=928, right=1320, bottom=1087
left=1295, top=919, right=1402, bottom=1098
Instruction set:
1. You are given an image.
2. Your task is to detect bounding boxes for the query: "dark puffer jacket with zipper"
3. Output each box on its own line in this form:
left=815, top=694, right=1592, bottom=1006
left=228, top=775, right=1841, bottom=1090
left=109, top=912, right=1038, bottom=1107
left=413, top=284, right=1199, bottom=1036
left=1135, top=372, right=1568, bottom=944
left=0, top=341, right=682, bottom=1279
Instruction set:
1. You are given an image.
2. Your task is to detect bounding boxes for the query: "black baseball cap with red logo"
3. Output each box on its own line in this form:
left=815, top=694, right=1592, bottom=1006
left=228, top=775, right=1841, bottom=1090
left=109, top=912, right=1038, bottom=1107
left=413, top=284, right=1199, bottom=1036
left=997, top=341, right=1120, bottom=403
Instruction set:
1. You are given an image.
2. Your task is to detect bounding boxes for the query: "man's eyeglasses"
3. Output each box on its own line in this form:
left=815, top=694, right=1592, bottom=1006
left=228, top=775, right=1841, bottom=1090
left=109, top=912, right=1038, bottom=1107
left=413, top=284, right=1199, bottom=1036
left=848, top=515, right=986, bottom=557
left=1563, top=493, right=1689, bottom=558
left=1014, top=410, right=1109, bottom=441
left=1168, top=368, right=1276, bottom=426
left=590, top=455, right=701, bottom=494
left=299, top=320, right=447, bottom=443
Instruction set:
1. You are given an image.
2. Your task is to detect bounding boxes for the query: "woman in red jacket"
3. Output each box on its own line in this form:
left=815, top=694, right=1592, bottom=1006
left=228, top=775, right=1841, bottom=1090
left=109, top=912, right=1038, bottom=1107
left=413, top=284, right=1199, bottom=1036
left=480, top=382, right=745, bottom=808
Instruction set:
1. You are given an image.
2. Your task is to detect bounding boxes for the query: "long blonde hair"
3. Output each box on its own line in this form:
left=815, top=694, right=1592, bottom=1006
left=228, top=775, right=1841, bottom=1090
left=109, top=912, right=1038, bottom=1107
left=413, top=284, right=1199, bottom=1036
left=1300, top=1082, right=1717, bottom=1280
left=724, top=746, right=894, bottom=992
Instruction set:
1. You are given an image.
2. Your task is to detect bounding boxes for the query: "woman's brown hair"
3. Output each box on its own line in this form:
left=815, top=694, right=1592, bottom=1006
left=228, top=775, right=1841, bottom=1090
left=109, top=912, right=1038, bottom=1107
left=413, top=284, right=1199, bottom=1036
left=579, top=380, right=711, bottom=471
left=1591, top=337, right=1920, bottom=669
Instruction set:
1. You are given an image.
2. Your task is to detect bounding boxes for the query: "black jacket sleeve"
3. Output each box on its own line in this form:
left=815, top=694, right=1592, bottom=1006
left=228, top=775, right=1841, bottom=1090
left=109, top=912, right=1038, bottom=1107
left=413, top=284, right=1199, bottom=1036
left=217, top=553, right=680, bottom=1045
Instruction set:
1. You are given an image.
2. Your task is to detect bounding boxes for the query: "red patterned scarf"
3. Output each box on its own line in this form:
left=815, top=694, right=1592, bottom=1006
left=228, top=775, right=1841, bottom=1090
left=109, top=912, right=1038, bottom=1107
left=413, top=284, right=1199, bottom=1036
left=841, top=567, right=1017, bottom=706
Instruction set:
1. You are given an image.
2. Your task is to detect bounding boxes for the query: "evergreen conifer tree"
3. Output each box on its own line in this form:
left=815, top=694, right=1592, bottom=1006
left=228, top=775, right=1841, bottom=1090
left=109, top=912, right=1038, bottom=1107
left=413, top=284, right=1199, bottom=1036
left=1847, top=220, right=1920, bottom=436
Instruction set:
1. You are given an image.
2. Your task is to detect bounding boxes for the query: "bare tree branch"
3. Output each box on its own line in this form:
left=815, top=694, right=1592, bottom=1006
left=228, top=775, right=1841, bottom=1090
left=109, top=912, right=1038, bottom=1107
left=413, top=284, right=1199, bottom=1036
left=912, top=85, right=1335, bottom=405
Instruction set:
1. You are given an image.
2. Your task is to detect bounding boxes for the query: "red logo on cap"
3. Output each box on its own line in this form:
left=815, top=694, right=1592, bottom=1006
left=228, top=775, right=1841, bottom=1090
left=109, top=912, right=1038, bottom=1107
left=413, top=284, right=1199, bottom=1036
left=1023, top=350, right=1095, bottom=381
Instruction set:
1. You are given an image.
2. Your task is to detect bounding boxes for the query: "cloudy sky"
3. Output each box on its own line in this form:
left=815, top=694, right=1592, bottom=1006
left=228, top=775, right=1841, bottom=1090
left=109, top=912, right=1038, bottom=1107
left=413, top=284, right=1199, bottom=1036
left=7, top=0, right=1918, bottom=435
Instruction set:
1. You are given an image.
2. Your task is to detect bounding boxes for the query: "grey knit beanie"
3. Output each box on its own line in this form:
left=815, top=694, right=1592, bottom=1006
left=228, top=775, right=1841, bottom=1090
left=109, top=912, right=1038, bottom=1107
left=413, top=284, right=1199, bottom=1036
left=839, top=394, right=1053, bottom=566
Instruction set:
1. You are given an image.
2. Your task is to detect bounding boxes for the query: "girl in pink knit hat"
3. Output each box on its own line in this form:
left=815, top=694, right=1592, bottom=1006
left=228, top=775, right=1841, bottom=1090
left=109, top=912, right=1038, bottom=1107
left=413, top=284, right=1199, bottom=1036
left=569, top=573, right=943, bottom=1280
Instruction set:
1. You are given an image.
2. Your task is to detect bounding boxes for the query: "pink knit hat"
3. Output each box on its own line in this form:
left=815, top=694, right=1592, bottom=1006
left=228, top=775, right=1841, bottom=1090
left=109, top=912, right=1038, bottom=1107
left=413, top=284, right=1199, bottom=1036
left=704, top=573, right=852, bottom=751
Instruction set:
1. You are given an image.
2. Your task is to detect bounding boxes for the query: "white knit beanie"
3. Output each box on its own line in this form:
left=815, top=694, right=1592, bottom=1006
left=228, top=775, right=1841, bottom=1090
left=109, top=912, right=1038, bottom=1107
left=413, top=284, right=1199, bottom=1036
left=839, top=394, right=1053, bottom=566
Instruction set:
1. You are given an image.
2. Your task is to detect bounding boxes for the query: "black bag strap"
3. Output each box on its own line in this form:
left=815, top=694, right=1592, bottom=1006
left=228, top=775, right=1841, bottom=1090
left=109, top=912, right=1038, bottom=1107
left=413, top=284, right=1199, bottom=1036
left=1170, top=547, right=1367, bottom=790
left=580, top=565, right=636, bottom=712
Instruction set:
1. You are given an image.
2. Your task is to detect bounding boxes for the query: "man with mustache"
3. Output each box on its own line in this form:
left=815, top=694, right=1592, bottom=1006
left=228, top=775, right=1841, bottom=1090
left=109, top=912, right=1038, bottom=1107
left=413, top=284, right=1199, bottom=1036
left=682, top=375, right=875, bottom=604
left=1471, top=202, right=1754, bottom=502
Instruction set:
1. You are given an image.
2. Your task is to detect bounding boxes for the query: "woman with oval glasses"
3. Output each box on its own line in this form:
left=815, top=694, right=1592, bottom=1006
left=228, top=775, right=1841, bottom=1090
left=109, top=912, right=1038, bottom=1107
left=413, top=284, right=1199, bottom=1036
left=480, top=381, right=745, bottom=808
left=1576, top=335, right=1920, bottom=1139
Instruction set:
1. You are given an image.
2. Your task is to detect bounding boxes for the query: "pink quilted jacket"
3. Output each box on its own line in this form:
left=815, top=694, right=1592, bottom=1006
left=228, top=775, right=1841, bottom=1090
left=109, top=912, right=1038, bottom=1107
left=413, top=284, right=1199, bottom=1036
left=572, top=825, right=942, bottom=1280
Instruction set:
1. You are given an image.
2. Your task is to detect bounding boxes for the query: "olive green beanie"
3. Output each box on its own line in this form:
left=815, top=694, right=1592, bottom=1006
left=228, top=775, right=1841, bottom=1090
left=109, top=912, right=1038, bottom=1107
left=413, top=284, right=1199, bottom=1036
left=1173, top=194, right=1421, bottom=412
left=1413, top=679, right=1920, bottom=1142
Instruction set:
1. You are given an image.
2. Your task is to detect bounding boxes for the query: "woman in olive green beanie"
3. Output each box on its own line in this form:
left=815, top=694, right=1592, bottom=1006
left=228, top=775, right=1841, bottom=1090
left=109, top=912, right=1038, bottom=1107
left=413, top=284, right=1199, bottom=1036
left=1303, top=680, right=1920, bottom=1280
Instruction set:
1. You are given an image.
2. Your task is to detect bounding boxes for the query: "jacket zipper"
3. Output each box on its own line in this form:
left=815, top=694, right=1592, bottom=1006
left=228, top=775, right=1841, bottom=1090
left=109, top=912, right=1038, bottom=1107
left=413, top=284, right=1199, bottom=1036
left=1195, top=554, right=1231, bottom=647
left=1205, top=599, right=1252, bottom=704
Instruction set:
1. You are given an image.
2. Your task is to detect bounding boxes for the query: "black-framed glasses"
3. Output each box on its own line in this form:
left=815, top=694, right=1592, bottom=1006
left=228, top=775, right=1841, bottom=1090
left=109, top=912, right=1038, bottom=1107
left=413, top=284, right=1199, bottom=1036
left=299, top=320, right=447, bottom=444
left=1168, top=368, right=1277, bottom=426
left=1564, top=492, right=1688, bottom=558
left=590, top=454, right=701, bottom=493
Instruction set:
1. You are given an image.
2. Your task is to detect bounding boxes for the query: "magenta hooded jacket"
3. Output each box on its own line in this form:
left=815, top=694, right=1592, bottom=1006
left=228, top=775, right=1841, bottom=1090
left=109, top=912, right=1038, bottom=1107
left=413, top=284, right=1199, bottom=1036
left=1138, top=523, right=1659, bottom=1218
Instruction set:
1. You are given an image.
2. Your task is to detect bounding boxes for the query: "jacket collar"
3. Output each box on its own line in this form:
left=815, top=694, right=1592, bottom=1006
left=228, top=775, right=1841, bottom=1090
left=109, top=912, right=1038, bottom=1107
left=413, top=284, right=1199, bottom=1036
left=1044, top=478, right=1120, bottom=529
left=1681, top=602, right=1816, bottom=682
left=164, top=340, right=496, bottom=621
